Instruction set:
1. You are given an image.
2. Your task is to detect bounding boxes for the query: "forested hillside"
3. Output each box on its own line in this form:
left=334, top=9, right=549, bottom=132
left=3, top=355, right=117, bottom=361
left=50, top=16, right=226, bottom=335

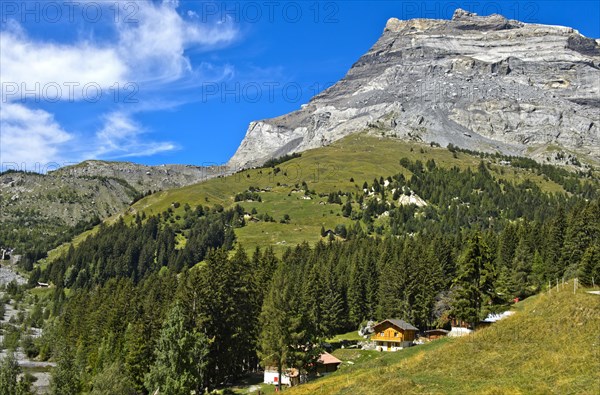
left=9, top=137, right=597, bottom=394
left=0, top=160, right=213, bottom=266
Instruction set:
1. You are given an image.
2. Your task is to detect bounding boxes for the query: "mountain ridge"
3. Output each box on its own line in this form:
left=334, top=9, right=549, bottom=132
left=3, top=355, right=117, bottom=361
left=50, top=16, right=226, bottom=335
left=228, top=9, right=600, bottom=169
left=0, top=160, right=225, bottom=257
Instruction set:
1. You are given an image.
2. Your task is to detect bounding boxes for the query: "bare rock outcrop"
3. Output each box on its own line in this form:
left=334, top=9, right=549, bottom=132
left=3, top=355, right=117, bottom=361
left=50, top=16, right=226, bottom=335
left=229, top=9, right=600, bottom=169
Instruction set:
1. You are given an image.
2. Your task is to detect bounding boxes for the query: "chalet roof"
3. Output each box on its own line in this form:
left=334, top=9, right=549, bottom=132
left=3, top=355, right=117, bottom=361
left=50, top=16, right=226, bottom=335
left=318, top=352, right=342, bottom=365
left=374, top=319, right=419, bottom=331
left=424, top=329, right=449, bottom=334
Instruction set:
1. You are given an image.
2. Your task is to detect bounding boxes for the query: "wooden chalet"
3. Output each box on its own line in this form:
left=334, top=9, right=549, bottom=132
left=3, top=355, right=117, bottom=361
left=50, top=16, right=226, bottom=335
left=451, top=318, right=472, bottom=329
left=424, top=328, right=449, bottom=340
left=315, top=352, right=342, bottom=375
left=371, top=319, right=418, bottom=351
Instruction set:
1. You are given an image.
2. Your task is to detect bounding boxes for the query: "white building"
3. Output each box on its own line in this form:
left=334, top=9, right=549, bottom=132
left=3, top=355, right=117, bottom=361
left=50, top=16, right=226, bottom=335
left=263, top=367, right=306, bottom=387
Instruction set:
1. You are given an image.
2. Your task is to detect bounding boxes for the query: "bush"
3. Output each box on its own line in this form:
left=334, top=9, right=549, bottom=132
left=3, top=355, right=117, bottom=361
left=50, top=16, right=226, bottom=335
left=2, top=325, right=21, bottom=351
left=22, top=336, right=39, bottom=359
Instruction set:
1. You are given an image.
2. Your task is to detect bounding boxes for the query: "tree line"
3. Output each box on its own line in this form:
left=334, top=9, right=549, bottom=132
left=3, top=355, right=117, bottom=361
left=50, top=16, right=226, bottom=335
left=11, top=156, right=600, bottom=394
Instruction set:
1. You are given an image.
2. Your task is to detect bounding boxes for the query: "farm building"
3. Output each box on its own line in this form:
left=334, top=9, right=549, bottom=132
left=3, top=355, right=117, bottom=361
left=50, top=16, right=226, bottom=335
left=263, top=367, right=306, bottom=387
left=371, top=319, right=418, bottom=351
left=315, top=352, right=342, bottom=375
left=424, top=328, right=449, bottom=340
left=264, top=352, right=342, bottom=387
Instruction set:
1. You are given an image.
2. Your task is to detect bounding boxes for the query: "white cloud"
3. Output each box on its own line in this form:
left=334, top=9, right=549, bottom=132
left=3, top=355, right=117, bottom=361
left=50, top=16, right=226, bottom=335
left=0, top=103, right=73, bottom=167
left=94, top=112, right=176, bottom=159
left=1, top=0, right=239, bottom=98
left=0, top=0, right=238, bottom=167
left=0, top=29, right=127, bottom=102
left=116, top=0, right=238, bottom=85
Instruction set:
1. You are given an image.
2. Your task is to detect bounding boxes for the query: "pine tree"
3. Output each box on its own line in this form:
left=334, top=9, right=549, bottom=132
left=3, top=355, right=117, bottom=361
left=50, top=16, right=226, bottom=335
left=540, top=208, right=566, bottom=279
left=411, top=242, right=444, bottom=329
left=144, top=304, right=210, bottom=395
left=451, top=235, right=495, bottom=327
left=305, top=258, right=345, bottom=338
left=259, top=256, right=319, bottom=388
left=228, top=246, right=261, bottom=376
left=255, top=247, right=280, bottom=303
left=259, top=264, right=292, bottom=390
left=497, top=223, right=518, bottom=268
left=124, top=321, right=154, bottom=392
left=509, top=233, right=534, bottom=298
left=560, top=200, right=597, bottom=278
left=342, top=201, right=353, bottom=217
left=578, top=245, right=600, bottom=286
left=376, top=239, right=408, bottom=320
left=0, top=353, right=31, bottom=395
left=347, top=253, right=368, bottom=327
left=303, top=262, right=326, bottom=337
left=51, top=345, right=81, bottom=395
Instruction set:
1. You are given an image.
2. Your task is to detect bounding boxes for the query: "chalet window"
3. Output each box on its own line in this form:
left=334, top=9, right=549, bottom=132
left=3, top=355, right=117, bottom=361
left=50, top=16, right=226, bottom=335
left=380, top=332, right=384, bottom=337
left=394, top=332, right=398, bottom=337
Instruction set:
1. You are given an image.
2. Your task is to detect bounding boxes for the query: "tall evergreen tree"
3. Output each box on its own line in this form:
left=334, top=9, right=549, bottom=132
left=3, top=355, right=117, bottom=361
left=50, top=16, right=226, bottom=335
left=509, top=231, right=535, bottom=298
left=51, top=345, right=81, bottom=395
left=259, top=255, right=319, bottom=388
left=144, top=304, right=210, bottom=395
left=451, top=235, right=495, bottom=327
left=578, top=245, right=600, bottom=286
left=0, top=353, right=31, bottom=395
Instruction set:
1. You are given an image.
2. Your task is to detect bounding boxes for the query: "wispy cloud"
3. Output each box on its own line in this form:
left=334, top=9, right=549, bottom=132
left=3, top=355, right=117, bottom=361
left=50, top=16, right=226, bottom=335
left=0, top=25, right=127, bottom=102
left=116, top=0, right=238, bottom=85
left=0, top=0, right=239, bottom=168
left=93, top=111, right=177, bottom=159
left=0, top=103, right=73, bottom=166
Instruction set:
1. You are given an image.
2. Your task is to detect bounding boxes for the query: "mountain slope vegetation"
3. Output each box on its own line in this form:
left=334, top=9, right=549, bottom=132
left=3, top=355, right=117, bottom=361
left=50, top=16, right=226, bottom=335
left=0, top=160, right=211, bottom=265
left=129, top=134, right=596, bottom=255
left=288, top=285, right=600, bottom=395
left=11, top=135, right=596, bottom=394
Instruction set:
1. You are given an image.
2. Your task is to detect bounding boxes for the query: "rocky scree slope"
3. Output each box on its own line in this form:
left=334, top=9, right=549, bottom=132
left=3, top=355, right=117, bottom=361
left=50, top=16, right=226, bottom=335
left=229, top=9, right=600, bottom=169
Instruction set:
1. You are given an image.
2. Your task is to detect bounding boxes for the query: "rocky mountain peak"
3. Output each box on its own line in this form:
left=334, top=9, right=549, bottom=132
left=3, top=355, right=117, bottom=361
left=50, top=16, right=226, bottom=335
left=229, top=10, right=600, bottom=170
left=452, top=8, right=475, bottom=20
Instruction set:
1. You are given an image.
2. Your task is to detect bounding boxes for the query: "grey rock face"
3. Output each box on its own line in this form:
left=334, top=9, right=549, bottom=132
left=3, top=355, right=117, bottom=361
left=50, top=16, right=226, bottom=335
left=229, top=9, right=600, bottom=169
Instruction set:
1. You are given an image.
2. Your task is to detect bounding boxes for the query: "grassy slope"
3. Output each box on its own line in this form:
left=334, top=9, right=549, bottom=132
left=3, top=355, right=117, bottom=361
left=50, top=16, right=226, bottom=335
left=287, top=285, right=600, bottom=395
left=38, top=134, right=571, bottom=262
left=125, top=134, right=565, bottom=255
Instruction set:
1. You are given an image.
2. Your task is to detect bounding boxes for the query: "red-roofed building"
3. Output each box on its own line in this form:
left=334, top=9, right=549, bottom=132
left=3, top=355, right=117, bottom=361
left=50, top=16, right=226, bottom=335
left=316, top=352, right=342, bottom=375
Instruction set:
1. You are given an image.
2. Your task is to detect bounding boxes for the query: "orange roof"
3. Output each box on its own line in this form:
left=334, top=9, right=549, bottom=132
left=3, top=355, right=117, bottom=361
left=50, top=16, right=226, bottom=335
left=318, top=352, right=342, bottom=365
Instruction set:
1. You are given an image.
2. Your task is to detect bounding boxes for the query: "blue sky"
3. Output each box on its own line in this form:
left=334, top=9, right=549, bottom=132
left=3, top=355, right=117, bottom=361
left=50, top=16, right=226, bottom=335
left=1, top=0, right=599, bottom=171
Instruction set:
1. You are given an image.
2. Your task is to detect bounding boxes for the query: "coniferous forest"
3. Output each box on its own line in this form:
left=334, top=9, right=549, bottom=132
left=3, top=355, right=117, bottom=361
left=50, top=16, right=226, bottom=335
left=8, top=156, right=594, bottom=394
left=0, top=158, right=600, bottom=394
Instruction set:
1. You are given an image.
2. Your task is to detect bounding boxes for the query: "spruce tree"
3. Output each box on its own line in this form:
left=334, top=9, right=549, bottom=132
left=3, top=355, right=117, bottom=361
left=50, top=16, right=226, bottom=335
left=51, top=345, right=81, bottom=395
left=510, top=233, right=534, bottom=298
left=259, top=264, right=292, bottom=390
left=578, top=245, right=600, bottom=286
left=124, top=321, right=154, bottom=392
left=451, top=235, right=495, bottom=327
left=0, top=353, right=31, bottom=395
left=144, top=304, right=210, bottom=395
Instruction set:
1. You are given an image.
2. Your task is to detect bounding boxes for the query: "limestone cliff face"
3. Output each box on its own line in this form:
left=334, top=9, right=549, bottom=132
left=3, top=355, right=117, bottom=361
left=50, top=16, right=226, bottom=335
left=229, top=9, right=600, bottom=169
